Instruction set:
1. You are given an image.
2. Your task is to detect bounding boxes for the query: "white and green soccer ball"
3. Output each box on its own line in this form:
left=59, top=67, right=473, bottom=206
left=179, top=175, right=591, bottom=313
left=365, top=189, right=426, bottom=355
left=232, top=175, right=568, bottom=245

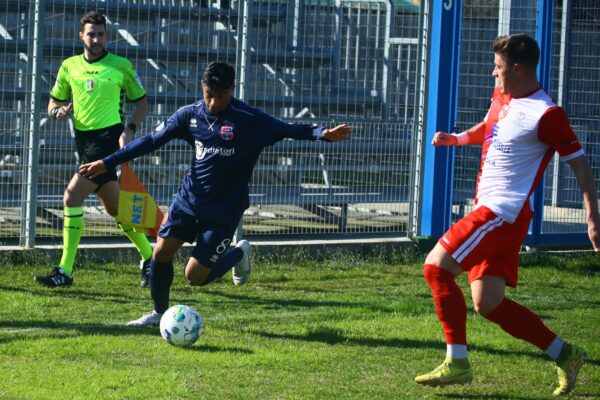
left=160, top=305, right=203, bottom=347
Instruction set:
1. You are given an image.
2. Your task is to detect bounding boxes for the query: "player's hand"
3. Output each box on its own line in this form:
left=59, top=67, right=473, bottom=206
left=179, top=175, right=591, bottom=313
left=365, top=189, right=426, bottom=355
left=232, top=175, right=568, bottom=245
left=588, top=216, right=600, bottom=252
left=431, top=131, right=458, bottom=146
left=78, top=160, right=107, bottom=180
left=323, top=124, right=352, bottom=142
left=56, top=103, right=73, bottom=120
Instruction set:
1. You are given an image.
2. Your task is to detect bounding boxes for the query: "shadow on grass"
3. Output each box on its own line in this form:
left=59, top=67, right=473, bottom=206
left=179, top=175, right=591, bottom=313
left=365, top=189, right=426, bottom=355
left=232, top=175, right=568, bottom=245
left=438, top=394, right=542, bottom=400
left=0, top=320, right=252, bottom=354
left=256, top=327, right=442, bottom=349
left=0, top=322, right=148, bottom=345
left=184, top=344, right=253, bottom=354
left=193, top=289, right=400, bottom=313
left=0, top=284, right=141, bottom=304
left=173, top=286, right=596, bottom=321
left=0, top=320, right=152, bottom=336
left=441, top=388, right=599, bottom=399
left=253, top=326, right=600, bottom=367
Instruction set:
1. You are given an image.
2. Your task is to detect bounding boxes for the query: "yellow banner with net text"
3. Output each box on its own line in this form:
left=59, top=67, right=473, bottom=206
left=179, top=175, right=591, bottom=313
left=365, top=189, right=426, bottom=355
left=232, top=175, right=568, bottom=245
left=118, top=163, right=164, bottom=236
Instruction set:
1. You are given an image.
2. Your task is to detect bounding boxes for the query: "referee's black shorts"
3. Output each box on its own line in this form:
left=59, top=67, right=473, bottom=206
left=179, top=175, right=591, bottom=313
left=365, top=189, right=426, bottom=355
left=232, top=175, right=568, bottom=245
left=75, top=123, right=123, bottom=189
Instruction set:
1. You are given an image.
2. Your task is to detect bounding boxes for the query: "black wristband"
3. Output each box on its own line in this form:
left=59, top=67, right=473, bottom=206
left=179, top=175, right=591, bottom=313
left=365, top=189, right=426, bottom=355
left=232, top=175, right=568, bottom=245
left=126, top=122, right=137, bottom=134
left=50, top=106, right=60, bottom=119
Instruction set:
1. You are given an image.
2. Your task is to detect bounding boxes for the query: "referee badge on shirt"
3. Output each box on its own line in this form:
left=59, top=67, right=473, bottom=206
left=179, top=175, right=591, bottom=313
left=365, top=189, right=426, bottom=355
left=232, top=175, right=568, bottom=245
left=86, top=79, right=94, bottom=91
left=220, top=125, right=234, bottom=141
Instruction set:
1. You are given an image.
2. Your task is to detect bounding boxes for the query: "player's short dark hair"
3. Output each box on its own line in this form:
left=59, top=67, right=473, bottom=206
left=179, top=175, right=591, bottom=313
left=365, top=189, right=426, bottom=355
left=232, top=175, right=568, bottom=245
left=493, top=33, right=539, bottom=69
left=202, top=62, right=235, bottom=91
left=80, top=11, right=107, bottom=32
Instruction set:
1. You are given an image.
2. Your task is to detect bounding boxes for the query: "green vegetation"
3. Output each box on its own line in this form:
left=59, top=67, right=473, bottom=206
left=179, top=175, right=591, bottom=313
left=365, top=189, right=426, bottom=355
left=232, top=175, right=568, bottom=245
left=0, top=251, right=598, bottom=399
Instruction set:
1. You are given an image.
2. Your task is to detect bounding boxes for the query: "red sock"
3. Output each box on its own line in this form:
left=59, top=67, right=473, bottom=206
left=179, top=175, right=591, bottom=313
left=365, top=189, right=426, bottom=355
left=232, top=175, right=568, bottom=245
left=423, top=264, right=467, bottom=345
left=484, top=298, right=556, bottom=351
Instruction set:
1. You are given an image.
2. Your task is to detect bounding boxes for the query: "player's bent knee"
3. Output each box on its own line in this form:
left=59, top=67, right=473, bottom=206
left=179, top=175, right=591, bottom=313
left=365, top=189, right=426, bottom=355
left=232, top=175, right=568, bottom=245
left=187, top=278, right=207, bottom=286
left=63, top=191, right=80, bottom=208
left=472, top=298, right=500, bottom=316
left=153, top=243, right=178, bottom=262
left=153, top=248, right=175, bottom=263
left=424, top=242, right=446, bottom=266
left=184, top=263, right=210, bottom=286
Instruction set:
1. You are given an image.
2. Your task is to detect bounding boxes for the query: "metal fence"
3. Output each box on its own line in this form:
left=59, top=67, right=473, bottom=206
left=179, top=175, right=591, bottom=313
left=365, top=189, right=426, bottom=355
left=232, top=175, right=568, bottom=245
left=1, top=0, right=599, bottom=247
left=0, top=0, right=422, bottom=246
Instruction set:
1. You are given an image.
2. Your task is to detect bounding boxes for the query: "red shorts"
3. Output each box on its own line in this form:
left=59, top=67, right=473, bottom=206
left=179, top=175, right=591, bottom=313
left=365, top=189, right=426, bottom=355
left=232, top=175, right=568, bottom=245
left=438, top=206, right=531, bottom=287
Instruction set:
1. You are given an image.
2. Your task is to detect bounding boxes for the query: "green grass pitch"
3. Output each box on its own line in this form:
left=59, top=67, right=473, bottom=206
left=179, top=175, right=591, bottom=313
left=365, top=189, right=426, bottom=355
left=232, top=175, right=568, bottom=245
left=0, top=250, right=599, bottom=399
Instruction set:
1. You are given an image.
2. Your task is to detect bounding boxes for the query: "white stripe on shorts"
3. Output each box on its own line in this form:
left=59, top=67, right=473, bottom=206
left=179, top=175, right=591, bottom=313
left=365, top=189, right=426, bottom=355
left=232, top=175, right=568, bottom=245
left=453, top=216, right=504, bottom=263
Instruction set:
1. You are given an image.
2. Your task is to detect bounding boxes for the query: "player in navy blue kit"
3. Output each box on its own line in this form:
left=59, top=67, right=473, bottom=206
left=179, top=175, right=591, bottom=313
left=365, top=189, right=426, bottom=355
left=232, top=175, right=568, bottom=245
left=79, top=62, right=352, bottom=326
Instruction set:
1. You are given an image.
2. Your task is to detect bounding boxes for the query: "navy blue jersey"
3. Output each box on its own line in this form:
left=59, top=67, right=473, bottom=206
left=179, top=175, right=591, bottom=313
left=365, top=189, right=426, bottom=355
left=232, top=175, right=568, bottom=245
left=103, top=97, right=327, bottom=224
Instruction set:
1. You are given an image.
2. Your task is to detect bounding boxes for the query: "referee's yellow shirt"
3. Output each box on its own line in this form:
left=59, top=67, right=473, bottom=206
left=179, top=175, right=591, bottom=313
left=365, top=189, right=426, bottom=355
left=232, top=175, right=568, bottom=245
left=50, top=52, right=146, bottom=131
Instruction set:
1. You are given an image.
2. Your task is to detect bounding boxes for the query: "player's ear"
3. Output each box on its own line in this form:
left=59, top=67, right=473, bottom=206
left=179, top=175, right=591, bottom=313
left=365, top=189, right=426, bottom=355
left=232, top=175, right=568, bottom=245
left=512, top=63, right=523, bottom=75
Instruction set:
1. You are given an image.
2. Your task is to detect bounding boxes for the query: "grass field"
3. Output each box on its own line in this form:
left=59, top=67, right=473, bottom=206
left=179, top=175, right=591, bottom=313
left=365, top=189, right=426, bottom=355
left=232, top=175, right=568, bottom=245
left=0, top=249, right=599, bottom=399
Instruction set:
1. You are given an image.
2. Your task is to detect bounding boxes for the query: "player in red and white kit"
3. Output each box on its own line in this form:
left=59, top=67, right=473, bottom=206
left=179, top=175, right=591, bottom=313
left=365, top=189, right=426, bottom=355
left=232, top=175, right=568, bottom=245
left=414, top=34, right=600, bottom=396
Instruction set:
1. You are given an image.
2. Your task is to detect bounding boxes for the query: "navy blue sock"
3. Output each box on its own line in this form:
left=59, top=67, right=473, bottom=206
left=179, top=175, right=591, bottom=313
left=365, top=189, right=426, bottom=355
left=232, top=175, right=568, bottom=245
left=149, top=259, right=174, bottom=314
left=202, top=247, right=243, bottom=285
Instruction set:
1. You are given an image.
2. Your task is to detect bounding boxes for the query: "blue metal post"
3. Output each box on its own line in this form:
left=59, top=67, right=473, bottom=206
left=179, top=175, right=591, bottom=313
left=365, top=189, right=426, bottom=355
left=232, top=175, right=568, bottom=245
left=418, top=0, right=462, bottom=238
left=525, top=0, right=555, bottom=247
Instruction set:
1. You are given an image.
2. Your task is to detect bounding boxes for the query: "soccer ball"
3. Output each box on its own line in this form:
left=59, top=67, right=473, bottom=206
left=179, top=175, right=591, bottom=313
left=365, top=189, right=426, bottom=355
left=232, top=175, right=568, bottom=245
left=160, top=304, right=203, bottom=347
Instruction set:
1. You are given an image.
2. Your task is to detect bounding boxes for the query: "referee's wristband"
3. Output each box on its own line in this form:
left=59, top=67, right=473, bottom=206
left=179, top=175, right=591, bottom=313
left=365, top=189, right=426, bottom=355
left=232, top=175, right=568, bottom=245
left=50, top=106, right=60, bottom=119
left=453, top=131, right=469, bottom=145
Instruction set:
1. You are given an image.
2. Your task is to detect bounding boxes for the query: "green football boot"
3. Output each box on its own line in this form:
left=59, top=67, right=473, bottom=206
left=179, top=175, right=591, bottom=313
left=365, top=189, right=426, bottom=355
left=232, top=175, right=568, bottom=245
left=553, top=343, right=587, bottom=396
left=415, top=357, right=473, bottom=386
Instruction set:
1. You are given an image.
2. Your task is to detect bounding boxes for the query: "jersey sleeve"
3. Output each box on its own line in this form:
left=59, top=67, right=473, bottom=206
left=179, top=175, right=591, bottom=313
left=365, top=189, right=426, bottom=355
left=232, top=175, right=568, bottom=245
left=50, top=63, right=71, bottom=102
left=254, top=109, right=325, bottom=147
left=537, top=106, right=583, bottom=161
left=103, top=106, right=191, bottom=168
left=121, top=60, right=146, bottom=102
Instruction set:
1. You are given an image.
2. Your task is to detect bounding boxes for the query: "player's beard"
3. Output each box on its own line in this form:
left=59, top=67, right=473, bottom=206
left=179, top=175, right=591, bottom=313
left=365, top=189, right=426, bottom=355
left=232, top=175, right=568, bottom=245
left=84, top=43, right=106, bottom=59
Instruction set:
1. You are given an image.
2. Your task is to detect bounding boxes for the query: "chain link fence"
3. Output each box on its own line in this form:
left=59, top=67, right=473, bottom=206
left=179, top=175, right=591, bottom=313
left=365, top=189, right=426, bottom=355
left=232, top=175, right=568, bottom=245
left=2, top=0, right=598, bottom=247
left=0, top=0, right=422, bottom=245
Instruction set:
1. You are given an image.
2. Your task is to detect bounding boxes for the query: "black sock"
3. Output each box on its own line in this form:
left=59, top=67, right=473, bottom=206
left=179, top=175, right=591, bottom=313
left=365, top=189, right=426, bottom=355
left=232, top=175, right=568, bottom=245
left=202, top=247, right=243, bottom=285
left=149, top=259, right=174, bottom=314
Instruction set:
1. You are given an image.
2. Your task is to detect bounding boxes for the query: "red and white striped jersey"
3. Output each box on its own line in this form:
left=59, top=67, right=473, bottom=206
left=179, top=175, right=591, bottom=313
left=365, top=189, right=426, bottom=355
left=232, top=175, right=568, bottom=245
left=475, top=87, right=583, bottom=223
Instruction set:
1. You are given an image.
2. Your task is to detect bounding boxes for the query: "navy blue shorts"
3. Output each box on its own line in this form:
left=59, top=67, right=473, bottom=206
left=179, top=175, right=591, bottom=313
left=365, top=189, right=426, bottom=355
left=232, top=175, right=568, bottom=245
left=158, top=202, right=239, bottom=268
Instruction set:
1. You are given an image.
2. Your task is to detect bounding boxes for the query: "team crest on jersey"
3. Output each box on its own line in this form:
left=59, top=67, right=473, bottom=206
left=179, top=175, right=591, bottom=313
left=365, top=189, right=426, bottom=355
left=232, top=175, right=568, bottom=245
left=86, top=79, right=94, bottom=91
left=220, top=126, right=234, bottom=141
left=190, top=118, right=197, bottom=128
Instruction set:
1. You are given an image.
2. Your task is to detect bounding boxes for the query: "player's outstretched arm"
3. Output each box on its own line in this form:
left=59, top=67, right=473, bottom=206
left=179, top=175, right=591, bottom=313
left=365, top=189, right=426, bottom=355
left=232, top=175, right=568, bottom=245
left=322, top=124, right=352, bottom=142
left=567, top=155, right=600, bottom=251
left=431, top=131, right=457, bottom=146
left=79, top=160, right=107, bottom=180
left=432, top=121, right=486, bottom=147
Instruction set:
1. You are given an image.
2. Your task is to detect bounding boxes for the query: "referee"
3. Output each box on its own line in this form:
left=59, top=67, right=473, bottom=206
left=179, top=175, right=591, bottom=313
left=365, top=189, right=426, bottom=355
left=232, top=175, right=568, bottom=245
left=35, top=11, right=153, bottom=288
